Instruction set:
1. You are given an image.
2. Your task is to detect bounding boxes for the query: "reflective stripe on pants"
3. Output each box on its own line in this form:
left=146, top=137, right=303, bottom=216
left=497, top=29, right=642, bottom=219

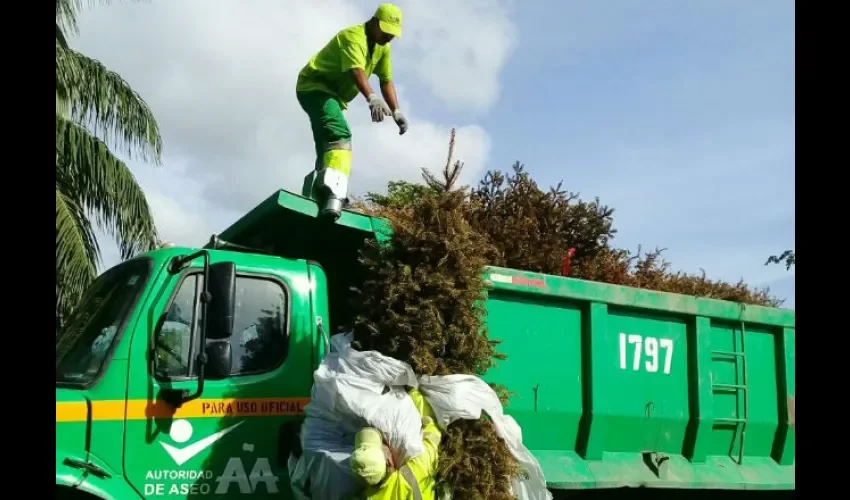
left=323, top=140, right=352, bottom=176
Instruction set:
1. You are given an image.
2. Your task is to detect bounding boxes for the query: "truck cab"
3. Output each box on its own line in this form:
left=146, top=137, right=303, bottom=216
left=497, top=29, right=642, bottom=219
left=56, top=190, right=382, bottom=499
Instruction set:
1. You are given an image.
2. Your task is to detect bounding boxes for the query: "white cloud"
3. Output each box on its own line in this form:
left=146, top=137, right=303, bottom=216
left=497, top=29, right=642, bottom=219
left=144, top=180, right=213, bottom=248
left=71, top=0, right=515, bottom=267
left=397, top=0, right=517, bottom=111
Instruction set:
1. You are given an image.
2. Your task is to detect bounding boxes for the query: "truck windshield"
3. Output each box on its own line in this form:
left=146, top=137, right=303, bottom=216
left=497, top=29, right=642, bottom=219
left=56, top=258, right=153, bottom=386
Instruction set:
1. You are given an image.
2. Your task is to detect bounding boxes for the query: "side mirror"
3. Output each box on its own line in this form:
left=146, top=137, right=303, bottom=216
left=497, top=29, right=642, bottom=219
left=164, top=253, right=237, bottom=409
left=207, top=262, right=236, bottom=340
left=205, top=340, right=232, bottom=380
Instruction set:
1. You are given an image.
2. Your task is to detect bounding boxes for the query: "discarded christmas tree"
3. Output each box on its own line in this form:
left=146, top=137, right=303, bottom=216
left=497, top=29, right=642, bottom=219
left=466, top=161, right=777, bottom=306
left=352, top=131, right=522, bottom=500
left=361, top=156, right=779, bottom=307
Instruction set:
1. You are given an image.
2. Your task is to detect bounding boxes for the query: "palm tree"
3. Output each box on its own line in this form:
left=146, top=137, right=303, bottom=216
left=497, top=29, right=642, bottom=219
left=56, top=0, right=163, bottom=326
left=766, top=249, right=795, bottom=271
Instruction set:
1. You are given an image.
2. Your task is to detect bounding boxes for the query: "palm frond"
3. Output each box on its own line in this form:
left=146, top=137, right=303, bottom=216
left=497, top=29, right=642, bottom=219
left=57, top=92, right=69, bottom=118
left=56, top=185, right=99, bottom=321
left=56, top=46, right=162, bottom=164
left=57, top=1, right=141, bottom=37
left=56, top=115, right=159, bottom=260
left=56, top=0, right=82, bottom=38
left=56, top=21, right=69, bottom=50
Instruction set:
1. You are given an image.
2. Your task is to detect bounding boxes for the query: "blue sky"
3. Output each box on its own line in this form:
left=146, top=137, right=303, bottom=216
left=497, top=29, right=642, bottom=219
left=400, top=0, right=796, bottom=306
left=77, top=0, right=794, bottom=307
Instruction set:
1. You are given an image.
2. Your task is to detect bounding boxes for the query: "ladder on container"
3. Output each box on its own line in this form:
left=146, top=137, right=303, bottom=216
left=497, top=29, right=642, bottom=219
left=710, top=310, right=749, bottom=465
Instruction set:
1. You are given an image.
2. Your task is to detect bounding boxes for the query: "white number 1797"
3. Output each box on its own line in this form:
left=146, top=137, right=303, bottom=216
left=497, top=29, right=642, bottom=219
left=619, top=333, right=674, bottom=375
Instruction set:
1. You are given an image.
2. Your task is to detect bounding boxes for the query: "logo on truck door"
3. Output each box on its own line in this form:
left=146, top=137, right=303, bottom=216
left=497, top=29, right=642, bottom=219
left=161, top=419, right=244, bottom=466
left=144, top=418, right=280, bottom=496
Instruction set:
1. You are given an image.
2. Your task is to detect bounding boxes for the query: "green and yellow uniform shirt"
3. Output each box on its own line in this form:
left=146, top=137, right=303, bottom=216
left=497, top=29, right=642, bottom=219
left=296, top=24, right=393, bottom=108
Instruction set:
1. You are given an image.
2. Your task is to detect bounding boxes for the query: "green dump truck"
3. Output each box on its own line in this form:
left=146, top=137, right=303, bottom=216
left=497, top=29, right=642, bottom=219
left=56, top=189, right=795, bottom=500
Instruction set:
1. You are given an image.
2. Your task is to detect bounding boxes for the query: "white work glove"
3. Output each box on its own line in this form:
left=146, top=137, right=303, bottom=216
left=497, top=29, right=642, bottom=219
left=367, top=93, right=392, bottom=123
left=393, top=109, right=408, bottom=135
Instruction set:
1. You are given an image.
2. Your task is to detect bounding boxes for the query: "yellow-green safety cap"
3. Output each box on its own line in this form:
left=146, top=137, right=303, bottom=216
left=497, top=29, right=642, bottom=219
left=374, top=3, right=403, bottom=38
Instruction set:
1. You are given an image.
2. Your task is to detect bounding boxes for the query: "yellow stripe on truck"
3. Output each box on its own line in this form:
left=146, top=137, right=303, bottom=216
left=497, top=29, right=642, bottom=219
left=56, top=397, right=310, bottom=423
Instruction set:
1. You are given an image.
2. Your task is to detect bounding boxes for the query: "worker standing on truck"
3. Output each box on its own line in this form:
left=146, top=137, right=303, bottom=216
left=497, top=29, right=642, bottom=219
left=296, top=3, right=408, bottom=219
left=350, top=389, right=441, bottom=500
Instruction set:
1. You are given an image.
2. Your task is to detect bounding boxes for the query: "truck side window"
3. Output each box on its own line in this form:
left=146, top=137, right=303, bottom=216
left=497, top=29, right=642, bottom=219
left=153, top=273, right=288, bottom=379
left=226, top=277, right=288, bottom=375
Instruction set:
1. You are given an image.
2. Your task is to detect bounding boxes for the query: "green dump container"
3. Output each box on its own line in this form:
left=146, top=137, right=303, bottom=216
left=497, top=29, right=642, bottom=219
left=481, top=267, right=795, bottom=490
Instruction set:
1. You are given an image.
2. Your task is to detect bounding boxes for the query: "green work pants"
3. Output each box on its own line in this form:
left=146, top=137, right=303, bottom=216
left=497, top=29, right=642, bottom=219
left=296, top=90, right=353, bottom=175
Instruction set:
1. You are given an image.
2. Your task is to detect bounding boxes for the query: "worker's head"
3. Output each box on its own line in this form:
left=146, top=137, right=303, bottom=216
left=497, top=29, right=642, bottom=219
left=367, top=3, right=402, bottom=46
left=350, top=427, right=397, bottom=485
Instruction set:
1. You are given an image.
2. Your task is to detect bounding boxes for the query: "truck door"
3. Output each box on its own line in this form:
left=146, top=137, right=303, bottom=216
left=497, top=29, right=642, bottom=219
left=123, top=266, right=310, bottom=499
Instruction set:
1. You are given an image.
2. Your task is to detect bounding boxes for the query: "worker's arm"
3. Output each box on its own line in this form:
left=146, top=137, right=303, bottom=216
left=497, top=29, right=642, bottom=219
left=405, top=416, right=441, bottom=476
left=420, top=416, right=442, bottom=449
left=374, top=47, right=398, bottom=111
left=380, top=81, right=400, bottom=113
left=337, top=32, right=381, bottom=102
left=351, top=68, right=377, bottom=101
left=408, top=389, right=435, bottom=419
left=350, top=66, right=391, bottom=122
left=407, top=389, right=441, bottom=475
left=374, top=48, right=407, bottom=134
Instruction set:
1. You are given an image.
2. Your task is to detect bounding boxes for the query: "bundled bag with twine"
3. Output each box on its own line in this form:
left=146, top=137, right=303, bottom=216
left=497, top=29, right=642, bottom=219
left=288, top=333, right=551, bottom=500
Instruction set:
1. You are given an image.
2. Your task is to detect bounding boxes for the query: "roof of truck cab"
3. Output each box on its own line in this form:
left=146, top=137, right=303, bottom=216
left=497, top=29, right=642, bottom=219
left=217, top=190, right=392, bottom=244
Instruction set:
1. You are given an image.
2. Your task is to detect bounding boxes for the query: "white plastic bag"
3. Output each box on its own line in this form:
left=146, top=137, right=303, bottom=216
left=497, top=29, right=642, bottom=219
left=289, top=333, right=552, bottom=500
left=290, top=333, right=426, bottom=500
left=308, top=332, right=425, bottom=460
